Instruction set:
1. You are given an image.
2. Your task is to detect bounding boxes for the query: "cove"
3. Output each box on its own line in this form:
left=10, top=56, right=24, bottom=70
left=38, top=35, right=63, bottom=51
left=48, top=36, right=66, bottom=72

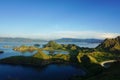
left=0, top=64, right=86, bottom=80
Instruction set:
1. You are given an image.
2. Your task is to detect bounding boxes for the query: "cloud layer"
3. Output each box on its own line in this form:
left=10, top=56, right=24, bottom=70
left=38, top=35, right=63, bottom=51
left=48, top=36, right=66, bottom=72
left=0, top=31, right=120, bottom=40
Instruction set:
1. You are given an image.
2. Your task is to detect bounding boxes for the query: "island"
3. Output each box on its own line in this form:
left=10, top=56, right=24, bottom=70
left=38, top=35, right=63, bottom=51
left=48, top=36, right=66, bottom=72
left=0, top=36, right=120, bottom=80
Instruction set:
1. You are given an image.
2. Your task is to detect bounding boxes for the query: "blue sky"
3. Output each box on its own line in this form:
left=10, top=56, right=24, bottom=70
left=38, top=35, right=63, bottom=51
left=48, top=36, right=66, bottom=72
left=0, top=0, right=120, bottom=40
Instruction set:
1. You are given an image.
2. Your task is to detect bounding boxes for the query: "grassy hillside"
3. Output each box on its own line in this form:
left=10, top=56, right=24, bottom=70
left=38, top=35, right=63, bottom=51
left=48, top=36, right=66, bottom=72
left=33, top=50, right=50, bottom=60
left=13, top=45, right=38, bottom=52
left=96, top=36, right=120, bottom=53
left=1, top=37, right=120, bottom=80
left=43, top=41, right=63, bottom=50
left=85, top=61, right=120, bottom=80
left=0, top=56, right=44, bottom=66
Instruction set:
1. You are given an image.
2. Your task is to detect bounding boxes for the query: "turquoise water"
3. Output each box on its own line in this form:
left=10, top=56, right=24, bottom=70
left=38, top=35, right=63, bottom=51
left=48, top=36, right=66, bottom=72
left=0, top=42, right=99, bottom=59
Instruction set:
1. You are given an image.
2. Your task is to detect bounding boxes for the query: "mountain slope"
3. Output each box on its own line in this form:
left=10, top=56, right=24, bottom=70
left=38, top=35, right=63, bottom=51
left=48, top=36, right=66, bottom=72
left=0, top=37, right=46, bottom=42
left=96, top=36, right=120, bottom=53
left=55, top=38, right=103, bottom=43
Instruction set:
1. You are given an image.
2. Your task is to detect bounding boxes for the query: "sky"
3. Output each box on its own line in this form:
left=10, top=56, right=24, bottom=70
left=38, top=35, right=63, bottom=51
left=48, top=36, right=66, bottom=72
left=0, top=0, right=120, bottom=40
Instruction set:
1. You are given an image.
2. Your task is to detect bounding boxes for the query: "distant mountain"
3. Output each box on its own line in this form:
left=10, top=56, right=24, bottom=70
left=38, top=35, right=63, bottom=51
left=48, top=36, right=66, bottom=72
left=0, top=37, right=46, bottom=42
left=0, top=37, right=103, bottom=43
left=96, top=36, right=120, bottom=53
left=55, top=38, right=103, bottom=43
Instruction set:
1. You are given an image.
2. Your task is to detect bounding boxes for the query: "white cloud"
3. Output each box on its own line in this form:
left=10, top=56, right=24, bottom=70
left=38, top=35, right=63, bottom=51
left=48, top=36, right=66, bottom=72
left=51, top=31, right=120, bottom=39
left=0, top=31, right=119, bottom=40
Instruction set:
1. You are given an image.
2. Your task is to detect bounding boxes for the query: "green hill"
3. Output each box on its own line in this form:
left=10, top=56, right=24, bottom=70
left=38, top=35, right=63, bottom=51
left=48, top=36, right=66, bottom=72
left=77, top=53, right=97, bottom=63
left=33, top=50, right=50, bottom=60
left=96, top=36, right=120, bottom=53
left=43, top=40, right=63, bottom=50
left=85, top=62, right=120, bottom=80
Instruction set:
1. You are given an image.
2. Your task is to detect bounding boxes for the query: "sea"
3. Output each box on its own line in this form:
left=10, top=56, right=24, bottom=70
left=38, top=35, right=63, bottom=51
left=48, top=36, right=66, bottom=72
left=0, top=42, right=100, bottom=80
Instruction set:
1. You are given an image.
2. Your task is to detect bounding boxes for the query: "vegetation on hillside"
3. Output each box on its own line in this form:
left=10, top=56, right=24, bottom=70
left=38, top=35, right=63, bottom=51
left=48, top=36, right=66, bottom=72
left=43, top=41, right=63, bottom=50
left=96, top=36, right=120, bottom=53
left=88, top=51, right=116, bottom=62
left=33, top=49, right=50, bottom=60
left=0, top=36, right=120, bottom=80
left=52, top=53, right=70, bottom=61
left=83, top=62, right=120, bottom=80
left=13, top=45, right=38, bottom=52
left=0, top=56, right=45, bottom=66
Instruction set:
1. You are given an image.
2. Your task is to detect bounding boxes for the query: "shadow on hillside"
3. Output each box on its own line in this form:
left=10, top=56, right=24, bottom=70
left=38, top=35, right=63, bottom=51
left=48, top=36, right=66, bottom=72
left=80, top=55, right=103, bottom=75
left=69, top=55, right=104, bottom=80
left=69, top=50, right=79, bottom=62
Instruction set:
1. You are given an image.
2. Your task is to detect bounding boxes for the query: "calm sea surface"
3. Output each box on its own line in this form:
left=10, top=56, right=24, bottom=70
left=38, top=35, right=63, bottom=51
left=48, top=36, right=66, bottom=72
left=0, top=42, right=100, bottom=80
